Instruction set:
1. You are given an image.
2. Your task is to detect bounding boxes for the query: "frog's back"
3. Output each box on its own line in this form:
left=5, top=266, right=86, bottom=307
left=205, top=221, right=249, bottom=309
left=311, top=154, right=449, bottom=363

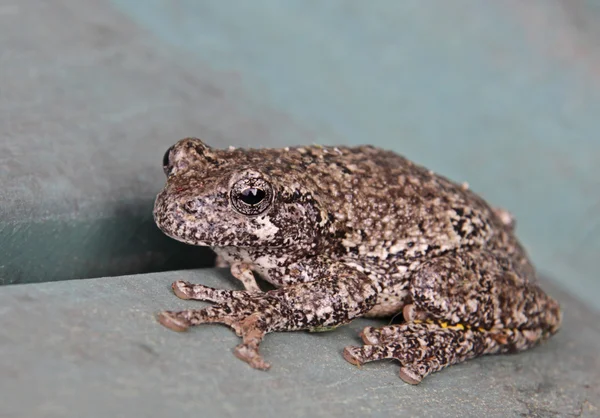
left=273, top=144, right=535, bottom=281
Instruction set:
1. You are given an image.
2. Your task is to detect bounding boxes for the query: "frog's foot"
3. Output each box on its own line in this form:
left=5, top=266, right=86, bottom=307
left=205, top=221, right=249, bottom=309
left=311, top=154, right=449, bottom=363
left=157, top=291, right=275, bottom=370
left=343, top=322, right=487, bottom=384
left=157, top=307, right=271, bottom=370
left=160, top=266, right=379, bottom=371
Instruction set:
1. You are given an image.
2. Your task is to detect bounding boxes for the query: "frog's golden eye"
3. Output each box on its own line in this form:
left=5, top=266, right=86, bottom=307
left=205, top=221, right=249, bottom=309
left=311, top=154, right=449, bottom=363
left=230, top=178, right=273, bottom=216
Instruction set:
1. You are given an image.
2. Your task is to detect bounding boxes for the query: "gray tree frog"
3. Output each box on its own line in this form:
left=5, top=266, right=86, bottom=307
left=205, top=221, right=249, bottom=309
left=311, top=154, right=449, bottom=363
left=153, top=137, right=562, bottom=384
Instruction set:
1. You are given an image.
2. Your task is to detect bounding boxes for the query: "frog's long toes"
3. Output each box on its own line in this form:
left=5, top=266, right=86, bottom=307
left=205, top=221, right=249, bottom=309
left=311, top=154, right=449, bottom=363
left=233, top=343, right=271, bottom=370
left=157, top=311, right=190, bottom=332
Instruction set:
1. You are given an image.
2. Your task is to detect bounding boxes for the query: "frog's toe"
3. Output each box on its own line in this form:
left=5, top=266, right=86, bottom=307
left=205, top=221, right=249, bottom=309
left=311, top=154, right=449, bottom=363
left=359, top=327, right=379, bottom=344
left=343, top=344, right=391, bottom=366
left=342, top=346, right=365, bottom=366
left=343, top=343, right=428, bottom=384
left=171, top=280, right=239, bottom=303
left=234, top=343, right=271, bottom=370
left=398, top=365, right=424, bottom=385
left=172, top=280, right=193, bottom=300
left=157, top=311, right=191, bottom=332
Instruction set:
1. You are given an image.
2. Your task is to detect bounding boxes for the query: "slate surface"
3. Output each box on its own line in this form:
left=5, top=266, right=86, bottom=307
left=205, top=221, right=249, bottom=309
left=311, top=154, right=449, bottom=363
left=0, top=270, right=598, bottom=418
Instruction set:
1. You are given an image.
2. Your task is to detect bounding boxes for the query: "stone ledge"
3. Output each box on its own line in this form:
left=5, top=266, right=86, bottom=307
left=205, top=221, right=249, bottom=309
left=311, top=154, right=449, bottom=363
left=0, top=0, right=312, bottom=284
left=0, top=270, right=597, bottom=418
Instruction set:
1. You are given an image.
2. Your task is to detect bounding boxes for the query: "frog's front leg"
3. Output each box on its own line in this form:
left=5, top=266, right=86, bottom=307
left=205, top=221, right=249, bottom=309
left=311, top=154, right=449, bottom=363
left=158, top=262, right=378, bottom=370
left=344, top=250, right=562, bottom=384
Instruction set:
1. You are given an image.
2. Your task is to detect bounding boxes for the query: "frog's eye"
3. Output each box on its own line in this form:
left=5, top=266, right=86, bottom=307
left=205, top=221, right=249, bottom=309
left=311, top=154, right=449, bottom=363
left=162, top=145, right=174, bottom=175
left=230, top=178, right=273, bottom=216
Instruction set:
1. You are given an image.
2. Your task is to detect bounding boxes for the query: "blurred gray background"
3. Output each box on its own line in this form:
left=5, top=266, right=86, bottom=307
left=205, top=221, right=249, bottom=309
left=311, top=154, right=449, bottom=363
left=1, top=1, right=598, bottom=417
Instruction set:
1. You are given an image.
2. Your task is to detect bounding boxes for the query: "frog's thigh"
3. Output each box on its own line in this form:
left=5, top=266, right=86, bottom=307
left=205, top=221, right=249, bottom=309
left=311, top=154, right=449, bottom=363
left=408, top=251, right=496, bottom=327
left=409, top=250, right=561, bottom=332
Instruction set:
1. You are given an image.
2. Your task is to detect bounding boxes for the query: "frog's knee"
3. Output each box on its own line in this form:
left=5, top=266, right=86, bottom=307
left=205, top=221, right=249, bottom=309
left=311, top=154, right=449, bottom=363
left=410, top=256, right=463, bottom=302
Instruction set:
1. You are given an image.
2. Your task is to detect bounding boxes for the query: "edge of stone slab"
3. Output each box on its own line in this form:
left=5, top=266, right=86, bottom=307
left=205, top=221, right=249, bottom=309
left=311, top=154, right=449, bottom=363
left=0, top=269, right=598, bottom=418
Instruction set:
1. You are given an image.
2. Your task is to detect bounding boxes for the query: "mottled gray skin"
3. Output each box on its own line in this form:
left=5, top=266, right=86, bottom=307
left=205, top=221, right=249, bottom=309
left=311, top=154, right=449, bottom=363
left=153, top=137, right=562, bottom=384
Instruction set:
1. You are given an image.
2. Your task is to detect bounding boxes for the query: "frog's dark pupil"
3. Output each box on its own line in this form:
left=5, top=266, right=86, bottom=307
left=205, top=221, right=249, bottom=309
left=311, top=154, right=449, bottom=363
left=239, top=188, right=266, bottom=205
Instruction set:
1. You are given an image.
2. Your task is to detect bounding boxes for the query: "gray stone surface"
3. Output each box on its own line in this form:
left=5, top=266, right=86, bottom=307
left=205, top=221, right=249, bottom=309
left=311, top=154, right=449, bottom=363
left=0, top=270, right=598, bottom=418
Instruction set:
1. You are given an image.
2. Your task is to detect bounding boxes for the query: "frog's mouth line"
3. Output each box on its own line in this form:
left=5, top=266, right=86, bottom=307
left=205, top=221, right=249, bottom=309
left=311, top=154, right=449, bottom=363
left=164, top=232, right=211, bottom=247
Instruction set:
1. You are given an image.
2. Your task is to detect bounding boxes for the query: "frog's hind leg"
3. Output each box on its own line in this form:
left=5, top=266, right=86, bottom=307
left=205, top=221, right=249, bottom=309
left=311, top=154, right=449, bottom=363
left=406, top=250, right=562, bottom=336
left=344, top=250, right=562, bottom=384
left=344, top=322, right=488, bottom=384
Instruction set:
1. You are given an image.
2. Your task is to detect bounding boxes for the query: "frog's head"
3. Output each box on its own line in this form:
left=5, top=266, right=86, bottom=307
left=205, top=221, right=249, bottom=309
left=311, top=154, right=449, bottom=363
left=154, top=138, right=328, bottom=251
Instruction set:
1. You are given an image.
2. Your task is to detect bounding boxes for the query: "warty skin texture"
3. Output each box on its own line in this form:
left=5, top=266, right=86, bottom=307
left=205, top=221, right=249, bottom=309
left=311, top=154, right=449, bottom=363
left=153, top=137, right=562, bottom=384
